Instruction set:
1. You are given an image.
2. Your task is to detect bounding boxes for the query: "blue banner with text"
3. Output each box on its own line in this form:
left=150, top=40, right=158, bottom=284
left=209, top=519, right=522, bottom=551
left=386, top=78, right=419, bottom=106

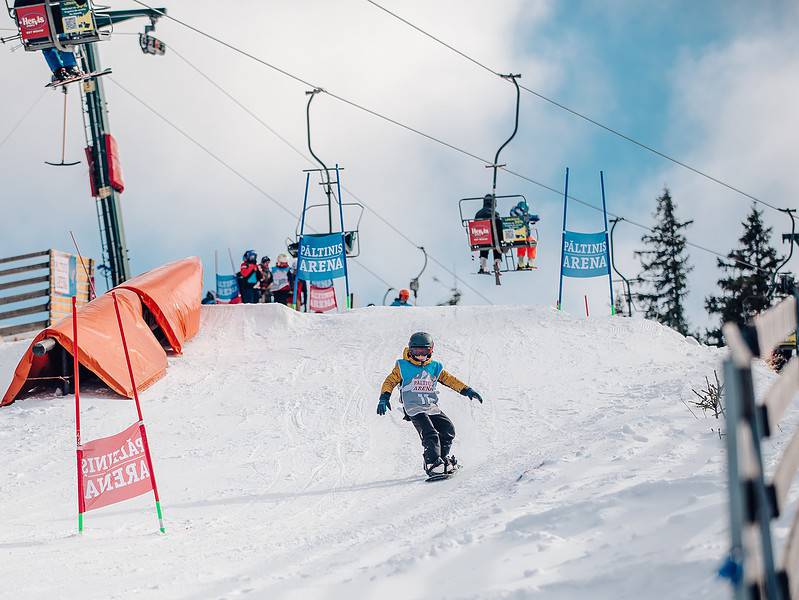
left=297, top=233, right=346, bottom=282
left=561, top=231, right=610, bottom=278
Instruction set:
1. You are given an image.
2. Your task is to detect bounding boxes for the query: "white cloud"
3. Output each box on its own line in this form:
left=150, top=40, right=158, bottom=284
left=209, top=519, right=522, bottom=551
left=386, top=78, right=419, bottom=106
left=629, top=23, right=799, bottom=332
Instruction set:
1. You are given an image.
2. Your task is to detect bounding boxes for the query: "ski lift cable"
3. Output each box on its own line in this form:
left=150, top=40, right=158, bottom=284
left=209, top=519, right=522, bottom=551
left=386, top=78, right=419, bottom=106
left=126, top=2, right=772, bottom=280
left=168, top=45, right=495, bottom=304
left=363, top=0, right=785, bottom=214
left=0, top=89, right=47, bottom=152
left=106, top=77, right=398, bottom=292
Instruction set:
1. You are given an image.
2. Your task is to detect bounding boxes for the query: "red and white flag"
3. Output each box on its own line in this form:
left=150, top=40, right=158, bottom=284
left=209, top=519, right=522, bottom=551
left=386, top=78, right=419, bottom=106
left=80, top=422, right=153, bottom=512
left=309, top=285, right=337, bottom=313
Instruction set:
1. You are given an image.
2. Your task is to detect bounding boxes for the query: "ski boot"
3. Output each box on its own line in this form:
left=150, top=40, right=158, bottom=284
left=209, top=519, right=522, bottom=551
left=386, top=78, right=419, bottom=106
left=51, top=67, right=69, bottom=84
left=66, top=66, right=84, bottom=79
left=444, top=455, right=459, bottom=474
left=425, top=457, right=446, bottom=476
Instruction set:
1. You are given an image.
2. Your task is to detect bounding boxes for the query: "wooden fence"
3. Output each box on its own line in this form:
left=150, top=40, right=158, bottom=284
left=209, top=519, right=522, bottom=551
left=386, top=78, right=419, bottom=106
left=0, top=250, right=94, bottom=340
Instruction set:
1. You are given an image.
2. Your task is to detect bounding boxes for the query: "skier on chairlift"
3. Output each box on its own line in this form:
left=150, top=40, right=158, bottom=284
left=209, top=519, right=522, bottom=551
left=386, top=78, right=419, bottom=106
left=13, top=0, right=86, bottom=83
left=474, top=194, right=504, bottom=274
left=377, top=331, right=483, bottom=478
left=510, top=200, right=538, bottom=270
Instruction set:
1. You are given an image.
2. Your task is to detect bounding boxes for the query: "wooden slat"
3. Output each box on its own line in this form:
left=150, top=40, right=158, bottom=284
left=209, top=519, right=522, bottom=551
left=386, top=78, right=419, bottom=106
left=764, top=358, right=799, bottom=434
left=0, top=289, right=49, bottom=306
left=754, top=296, right=798, bottom=358
left=0, top=275, right=49, bottom=292
left=0, top=302, right=49, bottom=321
left=744, top=523, right=764, bottom=584
left=0, top=262, right=49, bottom=278
left=783, top=511, right=799, bottom=597
left=724, top=323, right=755, bottom=367
left=773, top=428, right=799, bottom=513
left=0, top=250, right=48, bottom=266
left=0, top=320, right=48, bottom=338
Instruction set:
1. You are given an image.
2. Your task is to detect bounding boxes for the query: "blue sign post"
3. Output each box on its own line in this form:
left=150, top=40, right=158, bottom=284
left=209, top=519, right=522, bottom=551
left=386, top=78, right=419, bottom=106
left=216, top=274, right=238, bottom=303
left=557, top=169, right=615, bottom=315
left=292, top=165, right=351, bottom=310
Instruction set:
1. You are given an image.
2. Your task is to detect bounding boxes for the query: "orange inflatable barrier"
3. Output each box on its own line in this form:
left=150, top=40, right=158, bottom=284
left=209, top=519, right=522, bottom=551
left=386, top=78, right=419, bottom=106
left=118, top=257, right=202, bottom=354
left=1, top=257, right=202, bottom=407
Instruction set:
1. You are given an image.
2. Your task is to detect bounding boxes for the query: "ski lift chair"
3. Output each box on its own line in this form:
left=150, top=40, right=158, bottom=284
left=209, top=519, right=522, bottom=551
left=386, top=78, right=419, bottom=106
left=6, top=0, right=104, bottom=52
left=458, top=194, right=539, bottom=273
left=294, top=201, right=365, bottom=258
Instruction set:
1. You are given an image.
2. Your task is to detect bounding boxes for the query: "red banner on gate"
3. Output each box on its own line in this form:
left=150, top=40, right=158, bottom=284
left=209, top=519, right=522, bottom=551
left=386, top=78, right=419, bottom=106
left=309, top=285, right=337, bottom=313
left=468, top=219, right=493, bottom=247
left=80, top=421, right=153, bottom=512
left=16, top=5, right=50, bottom=43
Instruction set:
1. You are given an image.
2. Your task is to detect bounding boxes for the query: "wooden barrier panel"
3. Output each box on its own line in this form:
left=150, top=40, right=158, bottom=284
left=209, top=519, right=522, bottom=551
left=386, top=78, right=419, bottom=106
left=0, top=250, right=94, bottom=340
left=723, top=293, right=799, bottom=599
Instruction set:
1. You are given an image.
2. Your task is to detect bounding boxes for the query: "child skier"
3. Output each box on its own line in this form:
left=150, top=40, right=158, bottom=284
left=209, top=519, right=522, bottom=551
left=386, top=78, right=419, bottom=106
left=377, top=331, right=483, bottom=476
left=509, top=200, right=539, bottom=270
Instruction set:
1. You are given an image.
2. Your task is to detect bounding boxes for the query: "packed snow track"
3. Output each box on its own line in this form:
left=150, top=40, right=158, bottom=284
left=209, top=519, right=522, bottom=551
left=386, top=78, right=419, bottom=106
left=0, top=304, right=738, bottom=599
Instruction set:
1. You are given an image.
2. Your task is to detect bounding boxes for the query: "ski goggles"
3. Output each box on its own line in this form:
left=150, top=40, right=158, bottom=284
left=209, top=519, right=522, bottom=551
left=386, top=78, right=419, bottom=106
left=409, top=346, right=432, bottom=360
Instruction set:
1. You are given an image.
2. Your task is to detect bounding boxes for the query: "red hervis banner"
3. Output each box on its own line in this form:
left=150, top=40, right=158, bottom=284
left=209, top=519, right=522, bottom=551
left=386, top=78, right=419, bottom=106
left=468, top=219, right=493, bottom=247
left=80, top=421, right=153, bottom=512
left=16, top=5, right=50, bottom=43
left=309, top=285, right=337, bottom=313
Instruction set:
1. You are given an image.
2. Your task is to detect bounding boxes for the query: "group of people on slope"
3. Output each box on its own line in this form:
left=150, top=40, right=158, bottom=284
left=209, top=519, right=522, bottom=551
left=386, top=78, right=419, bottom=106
left=237, top=250, right=304, bottom=307
left=474, top=194, right=538, bottom=274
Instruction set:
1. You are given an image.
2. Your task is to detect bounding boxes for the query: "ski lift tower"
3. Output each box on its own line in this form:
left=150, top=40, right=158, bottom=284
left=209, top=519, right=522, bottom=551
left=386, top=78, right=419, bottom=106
left=82, top=7, right=166, bottom=287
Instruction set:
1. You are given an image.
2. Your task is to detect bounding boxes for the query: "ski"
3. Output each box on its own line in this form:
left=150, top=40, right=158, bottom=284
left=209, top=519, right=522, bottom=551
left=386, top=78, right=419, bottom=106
left=46, top=68, right=112, bottom=89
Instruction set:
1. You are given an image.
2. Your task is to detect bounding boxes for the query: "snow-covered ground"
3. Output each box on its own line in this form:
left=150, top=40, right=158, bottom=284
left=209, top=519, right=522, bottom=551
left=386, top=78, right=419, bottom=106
left=0, top=304, right=746, bottom=599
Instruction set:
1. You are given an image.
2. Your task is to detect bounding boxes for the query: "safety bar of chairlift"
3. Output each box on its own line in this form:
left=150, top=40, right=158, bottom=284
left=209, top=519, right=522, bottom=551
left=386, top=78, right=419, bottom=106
left=458, top=194, right=528, bottom=222
left=294, top=201, right=365, bottom=238
left=43, top=0, right=68, bottom=52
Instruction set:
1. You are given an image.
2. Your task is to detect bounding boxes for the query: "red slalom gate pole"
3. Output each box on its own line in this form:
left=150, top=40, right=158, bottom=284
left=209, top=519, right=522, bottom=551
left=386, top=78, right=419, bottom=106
left=111, top=292, right=166, bottom=534
left=584, top=294, right=590, bottom=318
left=73, top=297, right=86, bottom=533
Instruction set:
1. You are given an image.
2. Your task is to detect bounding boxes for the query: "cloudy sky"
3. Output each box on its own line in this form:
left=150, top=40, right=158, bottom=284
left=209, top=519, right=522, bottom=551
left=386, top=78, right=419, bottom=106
left=1, top=0, right=798, bottom=332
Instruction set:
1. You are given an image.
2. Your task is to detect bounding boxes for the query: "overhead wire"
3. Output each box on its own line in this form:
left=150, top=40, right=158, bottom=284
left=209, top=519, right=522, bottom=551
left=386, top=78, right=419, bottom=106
left=0, top=90, right=47, bottom=152
left=125, top=1, right=774, bottom=278
left=363, top=0, right=785, bottom=214
left=106, top=77, right=398, bottom=292
left=169, top=46, right=494, bottom=303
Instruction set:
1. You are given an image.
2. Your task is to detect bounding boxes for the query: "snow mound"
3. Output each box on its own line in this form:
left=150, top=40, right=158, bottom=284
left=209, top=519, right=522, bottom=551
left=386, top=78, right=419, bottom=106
left=0, top=304, right=733, bottom=599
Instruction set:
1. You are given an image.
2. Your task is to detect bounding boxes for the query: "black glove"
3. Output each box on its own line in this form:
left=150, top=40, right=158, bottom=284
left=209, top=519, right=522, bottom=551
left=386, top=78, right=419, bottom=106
left=377, top=391, right=392, bottom=415
left=461, top=387, right=483, bottom=404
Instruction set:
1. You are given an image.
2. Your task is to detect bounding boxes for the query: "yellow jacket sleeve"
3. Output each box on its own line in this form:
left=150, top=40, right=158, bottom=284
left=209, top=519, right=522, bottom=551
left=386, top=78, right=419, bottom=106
left=439, top=370, right=468, bottom=393
left=380, top=364, right=402, bottom=395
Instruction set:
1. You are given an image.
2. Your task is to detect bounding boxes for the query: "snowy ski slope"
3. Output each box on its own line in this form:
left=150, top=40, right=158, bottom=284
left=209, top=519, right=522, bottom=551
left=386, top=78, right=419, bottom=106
left=0, top=304, right=745, bottom=599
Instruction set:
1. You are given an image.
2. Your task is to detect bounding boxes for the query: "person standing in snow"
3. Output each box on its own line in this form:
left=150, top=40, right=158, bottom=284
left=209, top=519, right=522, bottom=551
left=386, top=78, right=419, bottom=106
left=377, top=331, right=483, bottom=476
left=238, top=250, right=261, bottom=304
left=271, top=253, right=294, bottom=306
left=390, top=289, right=412, bottom=307
left=259, top=256, right=273, bottom=303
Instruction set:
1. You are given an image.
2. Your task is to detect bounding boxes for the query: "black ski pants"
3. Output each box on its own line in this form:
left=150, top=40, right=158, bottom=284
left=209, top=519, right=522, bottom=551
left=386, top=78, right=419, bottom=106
left=410, top=411, right=455, bottom=465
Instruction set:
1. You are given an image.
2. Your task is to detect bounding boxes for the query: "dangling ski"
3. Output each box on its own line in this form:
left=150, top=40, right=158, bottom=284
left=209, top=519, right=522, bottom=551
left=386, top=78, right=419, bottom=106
left=46, top=68, right=112, bottom=89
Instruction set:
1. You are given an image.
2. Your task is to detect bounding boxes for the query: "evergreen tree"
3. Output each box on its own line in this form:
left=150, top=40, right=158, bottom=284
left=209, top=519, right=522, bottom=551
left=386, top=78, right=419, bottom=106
left=635, top=188, right=694, bottom=335
left=705, top=204, right=782, bottom=345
